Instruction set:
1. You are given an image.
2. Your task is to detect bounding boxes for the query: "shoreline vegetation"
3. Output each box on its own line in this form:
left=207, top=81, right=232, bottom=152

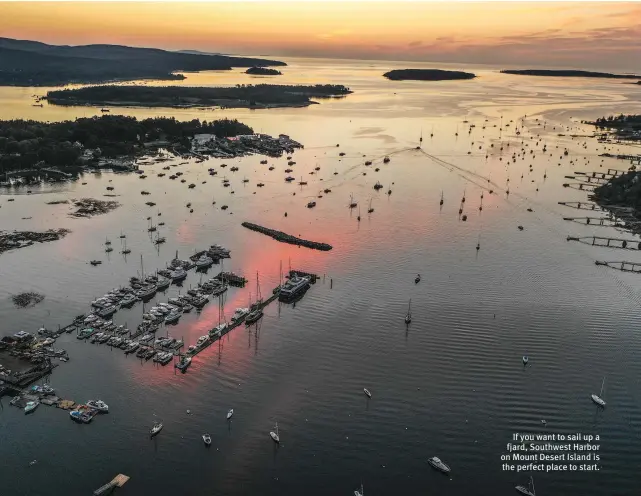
left=46, top=84, right=353, bottom=109
left=383, top=69, right=476, bottom=81
left=501, top=69, right=641, bottom=79
left=245, top=67, right=282, bottom=76
left=0, top=229, right=70, bottom=255
left=0, top=37, right=285, bottom=86
left=0, top=115, right=253, bottom=179
left=586, top=114, right=641, bottom=142
left=589, top=115, right=641, bottom=233
left=241, top=222, right=333, bottom=251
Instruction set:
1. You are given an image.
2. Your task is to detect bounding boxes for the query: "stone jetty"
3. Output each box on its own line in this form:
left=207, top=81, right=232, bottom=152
left=241, top=222, right=332, bottom=251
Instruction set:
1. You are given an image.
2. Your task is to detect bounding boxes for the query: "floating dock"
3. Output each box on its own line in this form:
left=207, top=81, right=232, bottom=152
left=558, top=201, right=606, bottom=212
left=567, top=235, right=641, bottom=250
left=562, top=182, right=598, bottom=191
left=595, top=260, right=641, bottom=273
left=563, top=217, right=622, bottom=227
left=94, top=474, right=129, bottom=496
left=214, top=272, right=247, bottom=286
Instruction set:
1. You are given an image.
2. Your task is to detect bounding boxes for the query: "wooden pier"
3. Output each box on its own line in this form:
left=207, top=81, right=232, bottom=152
left=94, top=474, right=129, bottom=496
left=563, top=217, right=622, bottom=227
left=567, top=235, right=641, bottom=250
left=562, top=182, right=598, bottom=192
left=558, top=201, right=605, bottom=212
left=595, top=261, right=641, bottom=273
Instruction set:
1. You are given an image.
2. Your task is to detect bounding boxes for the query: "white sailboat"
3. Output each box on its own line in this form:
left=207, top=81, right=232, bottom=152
left=354, top=482, right=364, bottom=496
left=515, top=475, right=536, bottom=496
left=405, top=299, right=412, bottom=324
left=227, top=408, right=234, bottom=420
left=270, top=421, right=280, bottom=443
left=591, top=377, right=606, bottom=407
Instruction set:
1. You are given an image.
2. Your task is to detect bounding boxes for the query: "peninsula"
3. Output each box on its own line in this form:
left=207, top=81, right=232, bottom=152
left=501, top=69, right=641, bottom=79
left=46, top=84, right=353, bottom=109
left=0, top=115, right=252, bottom=178
left=383, top=69, right=476, bottom=81
left=246, top=67, right=282, bottom=76
left=0, top=37, right=285, bottom=86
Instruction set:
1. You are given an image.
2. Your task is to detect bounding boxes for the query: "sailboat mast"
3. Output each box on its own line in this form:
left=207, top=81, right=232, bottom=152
left=600, top=377, right=605, bottom=396
left=140, top=254, right=144, bottom=279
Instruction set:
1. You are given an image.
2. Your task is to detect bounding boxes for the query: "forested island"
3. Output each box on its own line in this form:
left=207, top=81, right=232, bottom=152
left=246, top=67, right=282, bottom=76
left=46, top=84, right=353, bottom=109
left=0, top=37, right=285, bottom=86
left=501, top=69, right=641, bottom=79
left=383, top=69, right=476, bottom=81
left=0, top=115, right=252, bottom=175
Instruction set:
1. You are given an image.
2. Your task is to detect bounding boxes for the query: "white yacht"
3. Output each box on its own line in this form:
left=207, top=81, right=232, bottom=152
left=591, top=377, right=606, bottom=407
left=270, top=421, right=280, bottom=443
left=202, top=433, right=212, bottom=446
left=232, top=308, right=250, bottom=322
left=170, top=268, right=188, bottom=282
left=363, top=388, right=372, bottom=398
left=195, top=254, right=214, bottom=268
left=428, top=456, right=450, bottom=474
left=150, top=421, right=163, bottom=437
left=195, top=335, right=210, bottom=348
left=87, top=399, right=109, bottom=413
left=278, top=274, right=311, bottom=301
left=515, top=476, right=536, bottom=496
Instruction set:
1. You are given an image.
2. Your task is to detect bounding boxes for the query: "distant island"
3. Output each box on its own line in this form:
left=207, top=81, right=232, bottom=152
left=246, top=67, right=282, bottom=76
left=46, top=84, right=353, bottom=109
left=383, top=69, right=476, bottom=81
left=0, top=37, right=286, bottom=86
left=501, top=69, right=641, bottom=79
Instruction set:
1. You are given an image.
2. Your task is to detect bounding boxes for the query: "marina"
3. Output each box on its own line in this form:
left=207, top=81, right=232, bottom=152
left=2, top=43, right=641, bottom=496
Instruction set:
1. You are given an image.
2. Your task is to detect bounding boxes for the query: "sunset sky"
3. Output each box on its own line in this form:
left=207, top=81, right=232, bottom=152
left=1, top=1, right=641, bottom=70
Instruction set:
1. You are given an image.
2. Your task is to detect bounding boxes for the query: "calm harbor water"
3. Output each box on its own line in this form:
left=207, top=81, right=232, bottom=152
left=1, top=57, right=641, bottom=495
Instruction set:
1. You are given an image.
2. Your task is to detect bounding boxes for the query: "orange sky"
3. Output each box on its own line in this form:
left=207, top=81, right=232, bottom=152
left=1, top=2, right=641, bottom=69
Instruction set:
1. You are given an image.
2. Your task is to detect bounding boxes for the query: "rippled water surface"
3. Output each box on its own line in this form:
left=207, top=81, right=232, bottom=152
left=1, top=58, right=641, bottom=495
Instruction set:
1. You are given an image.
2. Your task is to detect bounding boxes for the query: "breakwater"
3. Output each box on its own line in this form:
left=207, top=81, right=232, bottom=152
left=241, top=222, right=333, bottom=251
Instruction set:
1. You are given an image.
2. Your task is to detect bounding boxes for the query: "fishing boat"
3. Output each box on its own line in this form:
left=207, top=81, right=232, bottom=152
left=591, top=377, right=606, bottom=407
left=515, top=476, right=536, bottom=496
left=86, top=400, right=109, bottom=413
left=415, top=274, right=421, bottom=284
left=202, top=433, right=212, bottom=446
left=227, top=409, right=234, bottom=420
left=150, top=421, right=163, bottom=437
left=363, top=388, right=372, bottom=398
left=269, top=422, right=280, bottom=443
left=354, top=483, right=364, bottom=496
left=24, top=401, right=39, bottom=414
left=428, top=456, right=451, bottom=474
left=405, top=299, right=412, bottom=324
left=195, top=254, right=214, bottom=269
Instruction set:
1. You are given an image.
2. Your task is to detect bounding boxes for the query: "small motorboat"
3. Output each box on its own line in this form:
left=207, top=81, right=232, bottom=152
left=270, top=422, right=280, bottom=443
left=227, top=409, right=234, bottom=420
left=354, top=483, right=364, bottom=496
left=150, top=421, right=163, bottom=438
left=24, top=401, right=39, bottom=414
left=363, top=388, right=372, bottom=398
left=202, top=433, right=212, bottom=446
left=428, top=456, right=451, bottom=474
left=522, top=355, right=529, bottom=365
left=415, top=274, right=421, bottom=284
